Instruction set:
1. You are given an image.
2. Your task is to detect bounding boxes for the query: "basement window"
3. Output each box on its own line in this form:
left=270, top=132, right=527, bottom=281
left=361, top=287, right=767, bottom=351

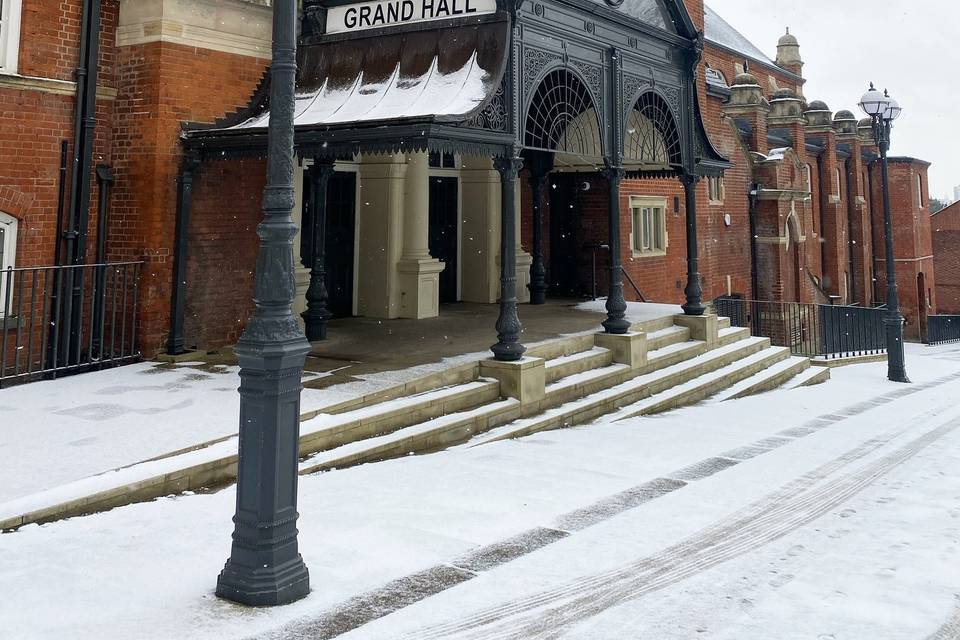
left=0, top=0, right=22, bottom=73
left=630, top=196, right=667, bottom=257
left=0, top=212, right=17, bottom=316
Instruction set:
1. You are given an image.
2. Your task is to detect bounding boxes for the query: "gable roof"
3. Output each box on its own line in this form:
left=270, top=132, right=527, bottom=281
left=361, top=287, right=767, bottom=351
left=704, top=4, right=777, bottom=68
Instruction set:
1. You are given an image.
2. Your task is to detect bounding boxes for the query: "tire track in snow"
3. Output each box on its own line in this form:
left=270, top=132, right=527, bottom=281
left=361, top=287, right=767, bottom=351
left=403, top=408, right=960, bottom=640
left=925, top=596, right=960, bottom=640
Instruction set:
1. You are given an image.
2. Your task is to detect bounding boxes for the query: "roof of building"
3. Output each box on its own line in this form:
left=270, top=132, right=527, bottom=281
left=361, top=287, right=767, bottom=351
left=932, top=200, right=960, bottom=218
left=703, top=4, right=777, bottom=69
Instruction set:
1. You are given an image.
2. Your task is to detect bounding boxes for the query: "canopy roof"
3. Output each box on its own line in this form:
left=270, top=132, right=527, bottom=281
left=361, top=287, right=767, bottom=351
left=233, top=20, right=508, bottom=131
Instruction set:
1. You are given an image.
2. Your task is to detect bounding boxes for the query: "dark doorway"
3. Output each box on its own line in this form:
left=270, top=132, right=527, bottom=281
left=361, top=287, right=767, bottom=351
left=549, top=174, right=585, bottom=297
left=302, top=170, right=357, bottom=318
left=429, top=176, right=458, bottom=303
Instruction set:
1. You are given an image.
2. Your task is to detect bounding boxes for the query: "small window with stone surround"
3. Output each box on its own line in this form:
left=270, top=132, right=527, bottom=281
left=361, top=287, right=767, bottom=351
left=630, top=196, right=667, bottom=257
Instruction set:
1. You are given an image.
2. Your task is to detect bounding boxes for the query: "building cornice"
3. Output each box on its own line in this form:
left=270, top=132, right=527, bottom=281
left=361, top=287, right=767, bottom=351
left=117, top=0, right=272, bottom=59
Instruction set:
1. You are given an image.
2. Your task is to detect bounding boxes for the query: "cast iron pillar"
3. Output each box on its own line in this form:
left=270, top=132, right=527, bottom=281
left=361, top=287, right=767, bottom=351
left=680, top=173, right=705, bottom=316
left=216, top=0, right=311, bottom=607
left=877, top=121, right=909, bottom=383
left=302, top=161, right=335, bottom=341
left=492, top=154, right=526, bottom=361
left=167, top=151, right=200, bottom=356
left=526, top=153, right=552, bottom=305
left=601, top=165, right=630, bottom=334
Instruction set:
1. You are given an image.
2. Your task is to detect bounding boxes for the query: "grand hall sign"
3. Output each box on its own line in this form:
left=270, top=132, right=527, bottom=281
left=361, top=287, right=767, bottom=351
left=326, top=0, right=497, bottom=33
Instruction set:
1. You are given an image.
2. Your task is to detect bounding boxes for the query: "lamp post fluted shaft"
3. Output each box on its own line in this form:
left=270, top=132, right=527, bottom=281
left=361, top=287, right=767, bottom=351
left=216, top=0, right=311, bottom=606
left=876, top=118, right=909, bottom=383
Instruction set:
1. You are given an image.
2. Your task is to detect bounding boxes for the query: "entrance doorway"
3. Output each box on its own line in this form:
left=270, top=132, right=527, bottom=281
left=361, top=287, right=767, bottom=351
left=429, top=176, right=459, bottom=303
left=324, top=171, right=356, bottom=318
left=549, top=174, right=585, bottom=297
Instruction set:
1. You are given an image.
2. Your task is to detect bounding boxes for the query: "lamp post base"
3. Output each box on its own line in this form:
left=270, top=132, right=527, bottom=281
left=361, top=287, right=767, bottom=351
left=885, top=317, right=910, bottom=384
left=216, top=556, right=310, bottom=607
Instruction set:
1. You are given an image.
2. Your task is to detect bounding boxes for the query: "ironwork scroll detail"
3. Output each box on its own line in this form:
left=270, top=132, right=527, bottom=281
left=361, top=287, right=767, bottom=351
left=463, top=82, right=507, bottom=132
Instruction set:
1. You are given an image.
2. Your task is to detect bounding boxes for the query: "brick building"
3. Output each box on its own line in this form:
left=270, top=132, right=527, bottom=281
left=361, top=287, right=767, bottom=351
left=0, top=0, right=939, bottom=369
left=932, top=200, right=960, bottom=315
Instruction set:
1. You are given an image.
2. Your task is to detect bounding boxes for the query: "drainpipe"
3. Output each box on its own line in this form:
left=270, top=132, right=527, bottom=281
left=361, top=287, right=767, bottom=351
left=63, top=0, right=102, bottom=363
left=748, top=184, right=759, bottom=301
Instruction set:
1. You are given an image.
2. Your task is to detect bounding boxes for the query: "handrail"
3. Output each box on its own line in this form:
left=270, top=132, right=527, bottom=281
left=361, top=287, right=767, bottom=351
left=619, top=266, right=647, bottom=302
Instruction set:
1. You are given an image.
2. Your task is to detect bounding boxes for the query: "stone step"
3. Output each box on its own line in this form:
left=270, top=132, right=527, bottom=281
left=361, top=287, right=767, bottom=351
left=718, top=326, right=751, bottom=346
left=298, top=398, right=522, bottom=475
left=298, top=379, right=501, bottom=456
left=472, top=336, right=771, bottom=445
left=525, top=334, right=596, bottom=362
left=607, top=346, right=792, bottom=420
left=712, top=355, right=810, bottom=402
left=544, top=347, right=613, bottom=384
left=645, top=325, right=691, bottom=351
left=718, top=316, right=732, bottom=329
left=630, top=314, right=676, bottom=333
left=783, top=365, right=832, bottom=389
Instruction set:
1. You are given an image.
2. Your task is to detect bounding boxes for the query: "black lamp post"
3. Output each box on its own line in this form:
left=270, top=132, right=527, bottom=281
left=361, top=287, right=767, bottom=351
left=859, top=83, right=909, bottom=383
left=216, top=0, right=312, bottom=606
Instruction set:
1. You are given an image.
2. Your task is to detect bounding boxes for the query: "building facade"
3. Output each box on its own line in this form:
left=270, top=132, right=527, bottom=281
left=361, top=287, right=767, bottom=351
left=0, top=0, right=939, bottom=371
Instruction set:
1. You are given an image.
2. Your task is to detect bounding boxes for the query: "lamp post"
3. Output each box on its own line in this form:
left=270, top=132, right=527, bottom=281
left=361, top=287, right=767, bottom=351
left=859, top=83, right=909, bottom=383
left=215, top=0, right=312, bottom=606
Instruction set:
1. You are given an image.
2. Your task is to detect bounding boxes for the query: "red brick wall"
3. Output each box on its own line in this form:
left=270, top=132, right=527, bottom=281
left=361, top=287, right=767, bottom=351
left=932, top=201, right=960, bottom=314
left=869, top=159, right=935, bottom=339
left=110, top=40, right=268, bottom=356
left=182, top=157, right=266, bottom=350
left=0, top=0, right=119, bottom=355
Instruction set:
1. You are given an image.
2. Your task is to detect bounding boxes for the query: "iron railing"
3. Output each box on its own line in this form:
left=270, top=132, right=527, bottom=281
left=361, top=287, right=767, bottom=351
left=712, top=297, right=887, bottom=359
left=0, top=262, right=142, bottom=387
left=927, top=315, right=960, bottom=346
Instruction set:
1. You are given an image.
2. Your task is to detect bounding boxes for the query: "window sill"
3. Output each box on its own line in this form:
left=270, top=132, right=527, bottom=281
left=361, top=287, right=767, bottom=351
left=708, top=200, right=724, bottom=206
left=631, top=250, right=667, bottom=259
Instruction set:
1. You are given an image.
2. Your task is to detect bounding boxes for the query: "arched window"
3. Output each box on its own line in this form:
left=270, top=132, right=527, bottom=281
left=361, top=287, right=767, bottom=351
left=804, top=164, right=812, bottom=191
left=917, top=173, right=924, bottom=207
left=835, top=167, right=842, bottom=200
left=0, top=212, right=17, bottom=316
left=524, top=68, right=603, bottom=161
left=0, top=0, right=22, bottom=72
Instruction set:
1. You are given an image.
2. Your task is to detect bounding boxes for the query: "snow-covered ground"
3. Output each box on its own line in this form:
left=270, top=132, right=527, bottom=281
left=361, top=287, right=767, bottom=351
left=0, top=301, right=673, bottom=504
left=2, top=342, right=959, bottom=639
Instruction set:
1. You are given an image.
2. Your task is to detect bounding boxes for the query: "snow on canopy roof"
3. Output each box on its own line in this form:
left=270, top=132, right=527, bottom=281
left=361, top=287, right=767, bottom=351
left=704, top=4, right=776, bottom=68
left=229, top=20, right=508, bottom=131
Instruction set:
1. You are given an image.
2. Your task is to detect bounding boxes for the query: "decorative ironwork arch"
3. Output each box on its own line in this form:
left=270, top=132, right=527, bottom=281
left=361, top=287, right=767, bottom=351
left=524, top=67, right=604, bottom=160
left=623, top=90, right=683, bottom=169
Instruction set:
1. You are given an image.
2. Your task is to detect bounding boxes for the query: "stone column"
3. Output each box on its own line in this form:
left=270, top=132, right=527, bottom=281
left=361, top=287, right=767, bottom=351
left=515, top=176, right=532, bottom=304
left=492, top=154, right=525, bottom=361
left=398, top=151, right=444, bottom=318
left=460, top=155, right=500, bottom=303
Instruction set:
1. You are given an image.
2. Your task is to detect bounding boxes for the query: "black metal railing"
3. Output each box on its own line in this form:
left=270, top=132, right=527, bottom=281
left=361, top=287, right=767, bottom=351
left=0, top=262, right=142, bottom=387
left=712, top=297, right=887, bottom=359
left=927, top=315, right=960, bottom=346
left=586, top=243, right=647, bottom=302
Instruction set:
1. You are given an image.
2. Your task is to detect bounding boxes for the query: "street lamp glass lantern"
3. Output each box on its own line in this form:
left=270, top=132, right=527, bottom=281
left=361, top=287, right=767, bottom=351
left=859, top=83, right=888, bottom=116
left=883, top=95, right=902, bottom=121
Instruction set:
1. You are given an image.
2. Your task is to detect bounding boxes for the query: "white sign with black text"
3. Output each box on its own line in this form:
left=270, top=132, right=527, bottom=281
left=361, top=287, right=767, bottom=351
left=326, top=0, right=497, bottom=35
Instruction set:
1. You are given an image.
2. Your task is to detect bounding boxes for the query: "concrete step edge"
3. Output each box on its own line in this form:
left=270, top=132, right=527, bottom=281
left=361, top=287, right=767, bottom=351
left=715, top=354, right=809, bottom=401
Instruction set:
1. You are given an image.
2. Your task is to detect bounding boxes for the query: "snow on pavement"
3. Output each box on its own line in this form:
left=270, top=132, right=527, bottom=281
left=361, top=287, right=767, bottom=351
left=1, top=343, right=959, bottom=639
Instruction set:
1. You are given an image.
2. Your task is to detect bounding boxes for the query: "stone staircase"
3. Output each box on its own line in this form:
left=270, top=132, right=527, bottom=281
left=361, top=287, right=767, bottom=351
left=0, top=313, right=830, bottom=531
left=297, top=314, right=830, bottom=474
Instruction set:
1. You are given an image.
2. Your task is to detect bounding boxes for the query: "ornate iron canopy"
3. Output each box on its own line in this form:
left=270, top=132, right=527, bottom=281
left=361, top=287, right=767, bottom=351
left=184, top=0, right=728, bottom=175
